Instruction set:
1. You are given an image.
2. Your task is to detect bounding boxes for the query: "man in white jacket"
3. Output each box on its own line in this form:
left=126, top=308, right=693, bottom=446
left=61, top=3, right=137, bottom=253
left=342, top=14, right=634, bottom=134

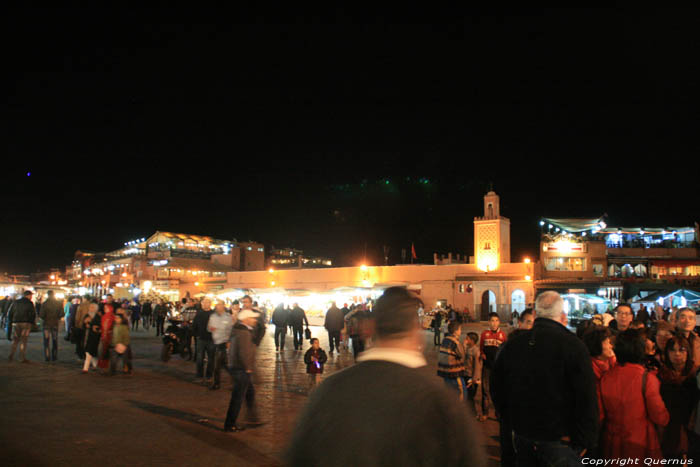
left=208, top=302, right=233, bottom=390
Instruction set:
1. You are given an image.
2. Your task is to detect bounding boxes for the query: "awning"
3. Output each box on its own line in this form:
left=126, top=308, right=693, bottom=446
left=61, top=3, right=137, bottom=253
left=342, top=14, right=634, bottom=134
left=543, top=217, right=605, bottom=233
left=633, top=288, right=700, bottom=303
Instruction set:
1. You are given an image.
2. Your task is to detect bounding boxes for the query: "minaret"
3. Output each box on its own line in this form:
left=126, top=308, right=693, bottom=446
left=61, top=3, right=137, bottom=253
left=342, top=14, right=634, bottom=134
left=474, top=191, right=511, bottom=271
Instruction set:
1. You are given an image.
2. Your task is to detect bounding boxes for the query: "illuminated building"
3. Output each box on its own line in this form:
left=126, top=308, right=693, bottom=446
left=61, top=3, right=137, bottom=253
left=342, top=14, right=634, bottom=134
left=71, top=232, right=266, bottom=300
left=537, top=217, right=700, bottom=313
left=216, top=191, right=533, bottom=322
left=267, top=248, right=333, bottom=269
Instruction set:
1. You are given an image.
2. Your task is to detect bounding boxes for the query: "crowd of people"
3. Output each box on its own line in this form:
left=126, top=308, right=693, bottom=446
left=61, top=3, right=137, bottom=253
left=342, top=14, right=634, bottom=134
left=6, top=284, right=700, bottom=464
left=434, top=291, right=700, bottom=464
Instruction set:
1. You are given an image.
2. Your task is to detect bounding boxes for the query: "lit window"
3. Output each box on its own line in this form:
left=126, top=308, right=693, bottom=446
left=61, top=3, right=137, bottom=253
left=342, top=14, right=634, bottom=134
left=545, top=257, right=586, bottom=272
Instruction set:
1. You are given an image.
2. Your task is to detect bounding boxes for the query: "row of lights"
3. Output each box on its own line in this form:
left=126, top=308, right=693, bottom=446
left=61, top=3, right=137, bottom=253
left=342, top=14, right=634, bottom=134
left=124, top=238, right=146, bottom=246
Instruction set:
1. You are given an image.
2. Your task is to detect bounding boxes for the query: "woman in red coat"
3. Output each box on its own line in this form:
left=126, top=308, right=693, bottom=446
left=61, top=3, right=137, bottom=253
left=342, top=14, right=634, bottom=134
left=583, top=326, right=616, bottom=424
left=600, top=329, right=670, bottom=460
left=98, top=304, right=115, bottom=369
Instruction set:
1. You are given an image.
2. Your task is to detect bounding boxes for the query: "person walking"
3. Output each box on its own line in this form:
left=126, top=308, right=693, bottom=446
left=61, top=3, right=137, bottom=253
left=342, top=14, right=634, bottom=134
left=39, top=290, right=64, bottom=362
left=208, top=302, right=233, bottom=390
left=97, top=304, right=115, bottom=370
left=154, top=299, right=168, bottom=337
left=141, top=300, right=152, bottom=331
left=7, top=290, right=37, bottom=363
left=289, top=303, right=309, bottom=350
left=345, top=305, right=368, bottom=360
left=223, top=309, right=263, bottom=433
left=110, top=313, right=132, bottom=375
left=324, top=301, right=344, bottom=355
left=287, top=287, right=486, bottom=466
left=82, top=304, right=101, bottom=373
left=432, top=309, right=443, bottom=346
left=130, top=300, right=141, bottom=331
left=192, top=298, right=215, bottom=384
left=271, top=303, right=289, bottom=352
left=62, top=297, right=73, bottom=338
left=492, top=291, right=599, bottom=465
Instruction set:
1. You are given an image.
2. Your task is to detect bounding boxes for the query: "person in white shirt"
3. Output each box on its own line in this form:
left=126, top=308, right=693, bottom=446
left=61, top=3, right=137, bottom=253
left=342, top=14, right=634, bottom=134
left=208, top=302, right=234, bottom=390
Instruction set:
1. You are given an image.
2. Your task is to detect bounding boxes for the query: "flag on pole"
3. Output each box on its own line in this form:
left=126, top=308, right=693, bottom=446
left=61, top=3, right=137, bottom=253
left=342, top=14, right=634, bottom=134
left=411, top=243, right=417, bottom=261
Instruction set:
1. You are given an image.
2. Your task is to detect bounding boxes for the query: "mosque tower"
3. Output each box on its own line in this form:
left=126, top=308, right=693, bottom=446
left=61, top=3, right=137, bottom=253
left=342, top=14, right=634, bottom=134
left=474, top=190, right=511, bottom=271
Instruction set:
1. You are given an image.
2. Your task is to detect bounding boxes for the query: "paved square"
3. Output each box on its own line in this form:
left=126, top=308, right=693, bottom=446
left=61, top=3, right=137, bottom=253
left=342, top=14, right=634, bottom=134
left=1, top=323, right=501, bottom=466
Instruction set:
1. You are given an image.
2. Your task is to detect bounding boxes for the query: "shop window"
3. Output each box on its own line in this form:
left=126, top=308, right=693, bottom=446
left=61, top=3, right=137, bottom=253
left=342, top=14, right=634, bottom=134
left=545, top=257, right=586, bottom=272
left=593, top=264, right=604, bottom=276
left=458, top=284, right=466, bottom=293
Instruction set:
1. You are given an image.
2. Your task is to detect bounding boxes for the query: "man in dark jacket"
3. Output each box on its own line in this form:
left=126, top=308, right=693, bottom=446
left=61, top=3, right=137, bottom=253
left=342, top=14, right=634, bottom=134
left=287, top=287, right=486, bottom=466
left=141, top=300, right=152, bottom=330
left=491, top=291, right=598, bottom=464
left=289, top=303, right=309, bottom=350
left=224, top=309, right=263, bottom=432
left=191, top=298, right=215, bottom=383
left=271, top=303, right=289, bottom=352
left=8, top=290, right=37, bottom=362
left=153, top=299, right=168, bottom=336
left=40, top=290, right=65, bottom=362
left=324, top=302, right=345, bottom=354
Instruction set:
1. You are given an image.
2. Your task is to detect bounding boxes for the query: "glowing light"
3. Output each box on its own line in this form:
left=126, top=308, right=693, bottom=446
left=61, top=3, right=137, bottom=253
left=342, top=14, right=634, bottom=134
left=540, top=221, right=545, bottom=226
left=268, top=268, right=275, bottom=273
left=524, top=258, right=531, bottom=264
left=121, top=273, right=127, bottom=277
left=360, top=265, right=368, bottom=271
left=143, top=281, right=152, bottom=292
left=270, top=281, right=276, bottom=286
left=477, top=258, right=497, bottom=272
left=50, top=275, right=55, bottom=280
left=525, top=275, right=531, bottom=281
left=195, top=282, right=200, bottom=286
left=553, top=240, right=575, bottom=254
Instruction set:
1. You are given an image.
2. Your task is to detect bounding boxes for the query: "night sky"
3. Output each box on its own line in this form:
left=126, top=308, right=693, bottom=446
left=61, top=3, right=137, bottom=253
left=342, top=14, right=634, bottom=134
left=5, top=7, right=699, bottom=274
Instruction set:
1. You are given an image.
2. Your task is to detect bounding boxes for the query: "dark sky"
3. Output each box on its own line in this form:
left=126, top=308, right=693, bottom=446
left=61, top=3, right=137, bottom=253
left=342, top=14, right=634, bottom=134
left=4, top=7, right=699, bottom=274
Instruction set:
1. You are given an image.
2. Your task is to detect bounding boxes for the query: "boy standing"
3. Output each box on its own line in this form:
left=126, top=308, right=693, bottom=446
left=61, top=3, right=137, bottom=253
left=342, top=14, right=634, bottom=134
left=303, top=338, right=328, bottom=391
left=476, top=312, right=506, bottom=421
left=463, top=332, right=482, bottom=403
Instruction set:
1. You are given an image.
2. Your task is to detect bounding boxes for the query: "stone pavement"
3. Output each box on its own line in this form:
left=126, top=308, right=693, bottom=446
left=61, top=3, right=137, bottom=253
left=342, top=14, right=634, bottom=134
left=0, top=322, right=502, bottom=466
